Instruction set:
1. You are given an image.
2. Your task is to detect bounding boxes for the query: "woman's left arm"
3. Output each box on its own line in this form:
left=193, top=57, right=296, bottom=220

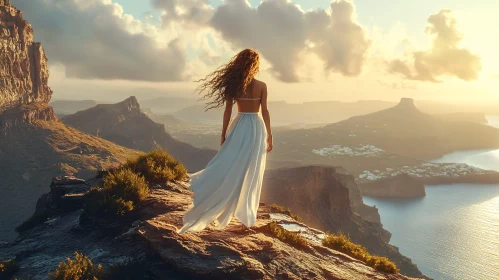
left=221, top=97, right=233, bottom=146
left=260, top=83, right=273, bottom=152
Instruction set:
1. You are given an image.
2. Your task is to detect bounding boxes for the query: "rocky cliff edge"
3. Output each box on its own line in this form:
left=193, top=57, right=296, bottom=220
left=0, top=175, right=423, bottom=280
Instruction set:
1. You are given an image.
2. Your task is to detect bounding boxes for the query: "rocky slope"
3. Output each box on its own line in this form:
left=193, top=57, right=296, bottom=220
left=261, top=166, right=425, bottom=278
left=0, top=174, right=422, bottom=280
left=62, top=97, right=216, bottom=172
left=0, top=2, right=137, bottom=241
left=359, top=173, right=426, bottom=198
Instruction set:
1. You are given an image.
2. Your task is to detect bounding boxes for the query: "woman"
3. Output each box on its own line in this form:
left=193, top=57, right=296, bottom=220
left=178, top=49, right=273, bottom=234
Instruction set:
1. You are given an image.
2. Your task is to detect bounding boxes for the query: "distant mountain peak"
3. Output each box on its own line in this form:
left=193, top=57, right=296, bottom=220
left=116, top=96, right=140, bottom=111
left=91, top=96, right=141, bottom=116
left=397, top=98, right=417, bottom=109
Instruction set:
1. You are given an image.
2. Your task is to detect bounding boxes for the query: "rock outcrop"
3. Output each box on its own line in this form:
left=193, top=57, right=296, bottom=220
left=0, top=2, right=138, bottom=241
left=0, top=175, right=422, bottom=280
left=359, top=173, right=426, bottom=198
left=0, top=1, right=52, bottom=118
left=62, top=96, right=217, bottom=172
left=261, top=166, right=425, bottom=278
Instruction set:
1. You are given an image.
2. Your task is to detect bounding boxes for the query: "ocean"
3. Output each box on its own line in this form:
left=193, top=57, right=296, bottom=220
left=361, top=116, right=499, bottom=280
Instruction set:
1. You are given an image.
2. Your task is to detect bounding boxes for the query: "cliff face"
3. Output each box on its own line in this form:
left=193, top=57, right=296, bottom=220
left=360, top=173, right=426, bottom=198
left=0, top=175, right=421, bottom=280
left=0, top=1, right=52, bottom=116
left=261, top=166, right=425, bottom=278
left=62, top=97, right=217, bottom=172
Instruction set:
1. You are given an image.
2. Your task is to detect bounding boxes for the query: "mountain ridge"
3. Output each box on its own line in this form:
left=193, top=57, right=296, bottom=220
left=62, top=96, right=217, bottom=172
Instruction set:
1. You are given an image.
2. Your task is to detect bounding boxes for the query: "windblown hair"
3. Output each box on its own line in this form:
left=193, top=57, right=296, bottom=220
left=196, top=49, right=260, bottom=110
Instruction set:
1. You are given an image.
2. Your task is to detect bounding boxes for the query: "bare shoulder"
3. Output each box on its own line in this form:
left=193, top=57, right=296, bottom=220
left=253, top=78, right=267, bottom=91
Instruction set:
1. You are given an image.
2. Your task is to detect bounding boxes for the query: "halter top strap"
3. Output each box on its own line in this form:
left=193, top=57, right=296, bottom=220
left=237, top=97, right=261, bottom=100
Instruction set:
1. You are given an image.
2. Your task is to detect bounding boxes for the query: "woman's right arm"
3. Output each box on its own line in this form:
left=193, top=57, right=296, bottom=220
left=261, top=83, right=273, bottom=152
left=221, top=97, right=233, bottom=146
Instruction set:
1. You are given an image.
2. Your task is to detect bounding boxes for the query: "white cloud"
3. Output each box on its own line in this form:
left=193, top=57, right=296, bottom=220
left=306, top=1, right=370, bottom=77
left=15, top=0, right=187, bottom=82
left=151, top=0, right=213, bottom=28
left=388, top=10, right=482, bottom=82
left=208, top=0, right=370, bottom=82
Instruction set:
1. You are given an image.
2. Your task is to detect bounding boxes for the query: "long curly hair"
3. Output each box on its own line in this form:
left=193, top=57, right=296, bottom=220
left=196, top=49, right=260, bottom=110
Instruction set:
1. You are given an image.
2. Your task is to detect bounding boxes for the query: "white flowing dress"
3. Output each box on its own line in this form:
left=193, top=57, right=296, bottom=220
left=178, top=111, right=268, bottom=234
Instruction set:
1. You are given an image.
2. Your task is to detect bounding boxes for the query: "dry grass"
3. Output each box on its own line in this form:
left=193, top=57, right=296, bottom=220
left=265, top=221, right=308, bottom=248
left=0, top=259, right=19, bottom=279
left=123, top=148, right=187, bottom=184
left=270, top=204, right=302, bottom=222
left=322, top=232, right=399, bottom=273
left=84, top=148, right=185, bottom=217
left=49, top=254, right=154, bottom=280
left=49, top=252, right=104, bottom=280
left=103, top=168, right=150, bottom=203
left=85, top=168, right=149, bottom=216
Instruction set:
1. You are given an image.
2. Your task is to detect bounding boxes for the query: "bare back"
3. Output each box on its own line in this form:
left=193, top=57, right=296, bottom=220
left=221, top=78, right=272, bottom=152
left=236, top=79, right=265, bottom=113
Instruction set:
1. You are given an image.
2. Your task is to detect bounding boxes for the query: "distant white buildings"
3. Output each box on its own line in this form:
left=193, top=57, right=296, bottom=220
left=312, top=145, right=386, bottom=157
left=358, top=163, right=493, bottom=182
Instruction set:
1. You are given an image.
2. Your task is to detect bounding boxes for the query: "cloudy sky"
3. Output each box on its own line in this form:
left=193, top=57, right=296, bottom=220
left=13, top=0, right=499, bottom=104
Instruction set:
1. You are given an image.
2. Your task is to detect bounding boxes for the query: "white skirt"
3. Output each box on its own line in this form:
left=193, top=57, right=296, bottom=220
left=178, top=112, right=268, bottom=234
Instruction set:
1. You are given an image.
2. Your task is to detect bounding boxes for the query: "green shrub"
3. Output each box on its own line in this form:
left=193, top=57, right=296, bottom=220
left=84, top=169, right=148, bottom=217
left=84, top=148, right=185, bottom=217
left=0, top=259, right=19, bottom=280
left=84, top=187, right=107, bottom=215
left=49, top=254, right=157, bottom=280
left=124, top=148, right=187, bottom=184
left=366, top=256, right=399, bottom=274
left=103, top=169, right=149, bottom=203
left=48, top=252, right=104, bottom=280
left=106, top=197, right=135, bottom=216
left=322, top=232, right=399, bottom=273
left=265, top=221, right=307, bottom=248
left=270, top=204, right=302, bottom=222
